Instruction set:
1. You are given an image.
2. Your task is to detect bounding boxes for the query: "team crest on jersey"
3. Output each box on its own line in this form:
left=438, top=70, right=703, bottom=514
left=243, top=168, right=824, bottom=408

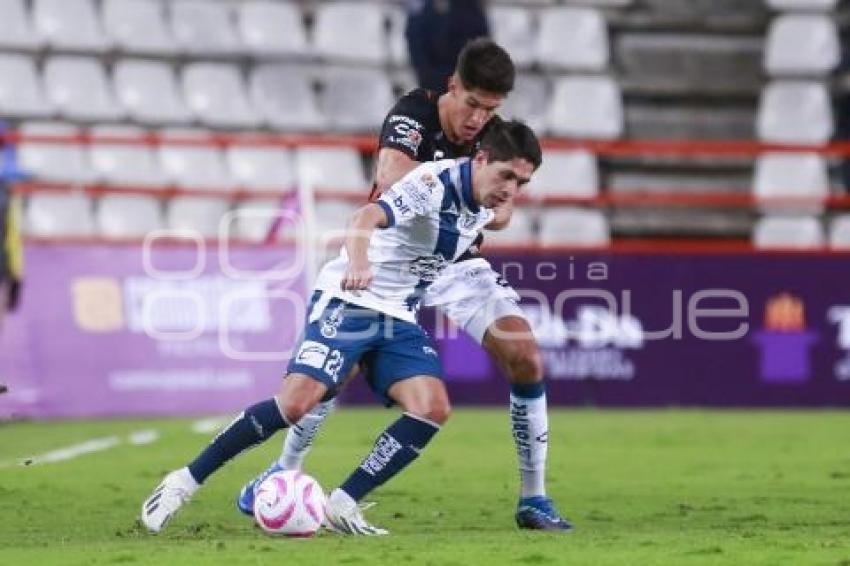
left=419, top=173, right=438, bottom=189
left=461, top=213, right=478, bottom=230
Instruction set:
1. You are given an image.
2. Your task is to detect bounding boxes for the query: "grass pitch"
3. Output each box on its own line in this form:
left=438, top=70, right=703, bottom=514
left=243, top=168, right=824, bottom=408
left=1, top=409, right=849, bottom=565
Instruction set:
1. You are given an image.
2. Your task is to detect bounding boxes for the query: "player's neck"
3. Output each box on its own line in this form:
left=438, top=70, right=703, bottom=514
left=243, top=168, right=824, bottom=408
left=437, top=95, right=463, bottom=145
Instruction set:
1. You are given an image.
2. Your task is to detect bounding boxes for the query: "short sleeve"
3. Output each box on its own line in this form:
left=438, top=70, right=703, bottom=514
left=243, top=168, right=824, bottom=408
left=377, top=90, right=434, bottom=160
left=377, top=167, right=442, bottom=227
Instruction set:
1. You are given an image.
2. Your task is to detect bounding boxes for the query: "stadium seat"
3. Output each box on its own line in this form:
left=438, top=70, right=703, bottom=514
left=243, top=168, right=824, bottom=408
left=295, top=147, right=367, bottom=193
left=114, top=59, right=192, bottom=125
left=756, top=81, right=833, bottom=143
left=250, top=65, right=326, bottom=132
left=538, top=207, right=610, bottom=247
left=166, top=196, right=230, bottom=239
left=232, top=199, right=298, bottom=242
left=25, top=193, right=95, bottom=237
left=536, top=7, right=609, bottom=71
left=500, top=74, right=549, bottom=134
left=102, top=0, right=178, bottom=56
left=489, top=6, right=537, bottom=68
left=89, top=125, right=168, bottom=188
left=226, top=146, right=297, bottom=193
left=313, top=200, right=359, bottom=259
left=43, top=57, right=124, bottom=122
left=96, top=195, right=163, bottom=238
left=528, top=150, right=599, bottom=199
left=237, top=1, right=309, bottom=58
left=313, top=2, right=387, bottom=64
left=321, top=69, right=395, bottom=132
left=0, top=0, right=44, bottom=50
left=157, top=129, right=233, bottom=192
left=547, top=76, right=623, bottom=139
left=33, top=0, right=112, bottom=52
left=829, top=214, right=850, bottom=249
left=482, top=206, right=536, bottom=245
left=170, top=0, right=240, bottom=56
left=17, top=122, right=95, bottom=184
left=753, top=215, right=825, bottom=249
left=0, top=54, right=53, bottom=118
left=626, top=103, right=755, bottom=139
left=387, top=6, right=409, bottom=66
left=182, top=63, right=259, bottom=129
left=752, top=153, right=828, bottom=212
left=764, top=14, right=839, bottom=76
left=765, top=0, right=838, bottom=9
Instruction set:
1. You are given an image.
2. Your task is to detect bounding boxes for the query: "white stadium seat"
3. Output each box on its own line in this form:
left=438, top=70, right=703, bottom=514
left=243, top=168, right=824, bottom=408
left=33, top=0, right=112, bottom=52
left=97, top=195, right=163, bottom=237
left=757, top=81, right=833, bottom=143
left=226, top=146, right=297, bottom=193
left=182, top=63, right=259, bottom=129
left=102, top=0, right=178, bottom=56
left=157, top=129, right=234, bottom=192
left=765, top=0, right=838, bottom=9
left=114, top=59, right=192, bottom=125
left=752, top=153, right=828, bottom=211
left=489, top=6, right=537, bottom=68
left=529, top=150, right=599, bottom=199
left=829, top=215, right=850, bottom=249
left=482, top=206, right=536, bottom=245
left=26, top=193, right=95, bottom=237
left=500, top=74, right=549, bottom=135
left=313, top=1, right=387, bottom=64
left=764, top=14, right=839, bottom=76
left=536, top=7, right=609, bottom=71
left=539, top=207, right=610, bottom=247
left=89, top=125, right=168, bottom=188
left=753, top=215, right=825, bottom=249
left=0, top=54, right=53, bottom=118
left=296, top=147, right=367, bottom=193
left=322, top=69, right=395, bottom=132
left=170, top=0, right=240, bottom=56
left=387, top=6, right=409, bottom=66
left=547, top=76, right=623, bottom=139
left=0, top=0, right=44, bottom=50
left=43, top=57, right=124, bottom=122
left=166, top=196, right=230, bottom=239
left=232, top=199, right=299, bottom=242
left=250, top=65, right=326, bottom=131
left=237, top=1, right=309, bottom=58
left=17, top=122, right=95, bottom=184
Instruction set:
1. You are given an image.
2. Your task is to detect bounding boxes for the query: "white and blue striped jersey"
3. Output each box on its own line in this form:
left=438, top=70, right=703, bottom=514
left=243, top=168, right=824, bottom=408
left=313, top=158, right=494, bottom=323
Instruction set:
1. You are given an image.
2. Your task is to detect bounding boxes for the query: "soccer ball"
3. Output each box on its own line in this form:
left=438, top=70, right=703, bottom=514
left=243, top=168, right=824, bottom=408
left=253, top=470, right=326, bottom=537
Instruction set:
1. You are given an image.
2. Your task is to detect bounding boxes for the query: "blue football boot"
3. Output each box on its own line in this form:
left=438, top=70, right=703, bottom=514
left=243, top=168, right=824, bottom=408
left=236, top=461, right=285, bottom=516
left=515, top=496, right=573, bottom=531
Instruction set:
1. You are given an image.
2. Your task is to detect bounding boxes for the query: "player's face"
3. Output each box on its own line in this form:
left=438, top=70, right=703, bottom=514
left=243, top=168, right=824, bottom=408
left=446, top=77, right=504, bottom=143
left=472, top=154, right=535, bottom=209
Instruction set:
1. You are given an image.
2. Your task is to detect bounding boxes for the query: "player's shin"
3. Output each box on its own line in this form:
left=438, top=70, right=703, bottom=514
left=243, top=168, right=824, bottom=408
left=510, top=381, right=549, bottom=498
left=278, top=397, right=335, bottom=470
left=338, top=412, right=440, bottom=502
left=188, top=398, right=290, bottom=485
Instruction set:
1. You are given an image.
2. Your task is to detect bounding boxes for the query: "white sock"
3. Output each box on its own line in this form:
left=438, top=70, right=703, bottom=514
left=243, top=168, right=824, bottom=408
left=509, top=392, right=548, bottom=498
left=176, top=466, right=200, bottom=494
left=277, top=398, right=335, bottom=470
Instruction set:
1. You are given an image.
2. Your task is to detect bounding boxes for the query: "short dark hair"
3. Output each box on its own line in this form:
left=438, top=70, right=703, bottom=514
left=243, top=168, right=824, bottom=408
left=479, top=118, right=542, bottom=170
left=456, top=38, right=515, bottom=95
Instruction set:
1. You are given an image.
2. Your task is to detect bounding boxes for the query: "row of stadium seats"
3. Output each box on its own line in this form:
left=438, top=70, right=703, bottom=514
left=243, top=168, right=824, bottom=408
left=13, top=121, right=838, bottom=204
left=21, top=191, right=850, bottom=250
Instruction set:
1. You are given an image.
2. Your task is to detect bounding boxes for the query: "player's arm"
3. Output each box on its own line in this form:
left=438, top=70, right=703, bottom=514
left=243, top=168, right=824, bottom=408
left=486, top=198, right=514, bottom=230
left=341, top=203, right=389, bottom=291
left=374, top=148, right=420, bottom=193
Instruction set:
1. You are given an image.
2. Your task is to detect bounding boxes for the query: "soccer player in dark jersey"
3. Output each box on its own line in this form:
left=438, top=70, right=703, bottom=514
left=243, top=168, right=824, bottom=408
left=239, top=38, right=572, bottom=531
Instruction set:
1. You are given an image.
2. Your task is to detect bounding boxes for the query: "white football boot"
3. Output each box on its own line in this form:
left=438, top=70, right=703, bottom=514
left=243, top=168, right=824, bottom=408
left=324, top=488, right=388, bottom=536
left=141, top=468, right=199, bottom=533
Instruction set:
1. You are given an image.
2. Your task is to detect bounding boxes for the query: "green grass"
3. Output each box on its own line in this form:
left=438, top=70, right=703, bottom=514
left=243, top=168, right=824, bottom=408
left=1, top=409, right=850, bottom=565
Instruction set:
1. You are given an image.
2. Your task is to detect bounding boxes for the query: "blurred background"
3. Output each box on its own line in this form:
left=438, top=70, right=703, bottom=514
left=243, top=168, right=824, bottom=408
left=1, top=0, right=849, bottom=419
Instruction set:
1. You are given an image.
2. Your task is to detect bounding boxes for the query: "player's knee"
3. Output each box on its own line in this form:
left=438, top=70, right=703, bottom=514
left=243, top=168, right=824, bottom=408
left=407, top=398, right=451, bottom=426
left=503, top=341, right=544, bottom=384
left=278, top=396, right=314, bottom=425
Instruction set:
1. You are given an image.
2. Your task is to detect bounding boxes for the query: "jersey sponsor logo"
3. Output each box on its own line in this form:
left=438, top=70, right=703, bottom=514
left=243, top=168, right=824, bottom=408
left=389, top=117, right=424, bottom=153
left=295, top=340, right=330, bottom=369
left=422, top=345, right=438, bottom=357
left=360, top=433, right=403, bottom=476
left=408, top=255, right=448, bottom=281
left=320, top=301, right=346, bottom=338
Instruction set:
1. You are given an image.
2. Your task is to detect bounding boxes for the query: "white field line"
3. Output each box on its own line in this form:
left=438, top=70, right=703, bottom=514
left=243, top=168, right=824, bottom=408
left=0, top=429, right=160, bottom=468
left=191, top=417, right=229, bottom=434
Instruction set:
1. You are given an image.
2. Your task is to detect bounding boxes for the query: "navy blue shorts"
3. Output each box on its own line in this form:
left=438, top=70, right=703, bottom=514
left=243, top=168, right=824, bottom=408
left=287, top=291, right=443, bottom=405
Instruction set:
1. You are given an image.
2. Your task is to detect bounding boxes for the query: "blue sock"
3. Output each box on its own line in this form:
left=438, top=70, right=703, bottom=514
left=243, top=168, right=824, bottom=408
left=188, top=398, right=288, bottom=484
left=339, top=413, right=440, bottom=502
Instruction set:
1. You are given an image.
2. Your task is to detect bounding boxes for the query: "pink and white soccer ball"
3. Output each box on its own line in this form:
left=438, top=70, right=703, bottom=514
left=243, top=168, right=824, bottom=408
left=253, top=470, right=326, bottom=537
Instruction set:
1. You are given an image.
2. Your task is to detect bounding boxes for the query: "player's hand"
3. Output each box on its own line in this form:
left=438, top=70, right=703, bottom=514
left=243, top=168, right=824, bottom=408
left=341, top=263, right=373, bottom=293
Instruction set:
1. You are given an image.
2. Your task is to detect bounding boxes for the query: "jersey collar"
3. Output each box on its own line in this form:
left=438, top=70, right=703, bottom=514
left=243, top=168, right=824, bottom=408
left=459, top=159, right=479, bottom=213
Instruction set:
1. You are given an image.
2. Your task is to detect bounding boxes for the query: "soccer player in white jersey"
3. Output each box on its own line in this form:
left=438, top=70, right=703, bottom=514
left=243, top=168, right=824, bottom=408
left=238, top=38, right=572, bottom=531
left=140, top=120, right=542, bottom=535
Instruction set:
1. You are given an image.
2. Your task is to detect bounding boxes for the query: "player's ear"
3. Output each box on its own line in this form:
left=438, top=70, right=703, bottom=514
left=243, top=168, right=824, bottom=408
left=447, top=74, right=459, bottom=96
left=473, top=150, right=489, bottom=165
